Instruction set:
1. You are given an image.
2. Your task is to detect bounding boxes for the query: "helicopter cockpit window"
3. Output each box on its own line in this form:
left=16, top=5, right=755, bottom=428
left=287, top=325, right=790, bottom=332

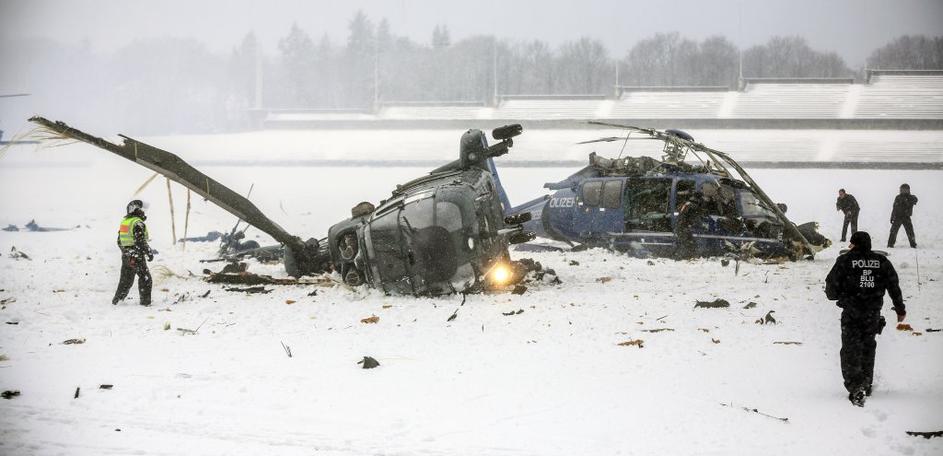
left=737, top=190, right=779, bottom=220
left=601, top=180, right=623, bottom=209
left=675, top=180, right=696, bottom=208
left=625, top=178, right=672, bottom=232
left=582, top=181, right=603, bottom=207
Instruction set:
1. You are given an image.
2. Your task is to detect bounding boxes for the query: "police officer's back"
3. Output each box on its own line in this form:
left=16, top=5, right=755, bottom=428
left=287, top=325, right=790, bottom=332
left=825, top=231, right=905, bottom=406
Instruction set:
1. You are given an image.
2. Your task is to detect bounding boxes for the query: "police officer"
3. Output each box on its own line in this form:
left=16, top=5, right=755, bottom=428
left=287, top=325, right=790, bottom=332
left=825, top=231, right=905, bottom=407
left=888, top=183, right=918, bottom=248
left=836, top=189, right=859, bottom=242
left=112, top=200, right=154, bottom=306
left=675, top=190, right=710, bottom=259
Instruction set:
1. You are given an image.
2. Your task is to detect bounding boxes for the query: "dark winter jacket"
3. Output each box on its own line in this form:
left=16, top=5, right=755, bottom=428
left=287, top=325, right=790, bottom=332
left=676, top=195, right=710, bottom=229
left=825, top=246, right=904, bottom=317
left=890, top=194, right=918, bottom=221
left=836, top=194, right=859, bottom=215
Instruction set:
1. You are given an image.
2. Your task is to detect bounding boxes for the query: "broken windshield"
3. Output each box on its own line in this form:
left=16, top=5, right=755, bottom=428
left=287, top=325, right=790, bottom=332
left=737, top=190, right=779, bottom=220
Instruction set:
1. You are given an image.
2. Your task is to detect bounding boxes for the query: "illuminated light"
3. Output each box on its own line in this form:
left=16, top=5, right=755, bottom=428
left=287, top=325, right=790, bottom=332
left=489, top=263, right=512, bottom=285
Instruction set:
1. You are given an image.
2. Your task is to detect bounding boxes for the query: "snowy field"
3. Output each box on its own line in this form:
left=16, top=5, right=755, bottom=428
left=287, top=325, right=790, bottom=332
left=1, top=132, right=942, bottom=455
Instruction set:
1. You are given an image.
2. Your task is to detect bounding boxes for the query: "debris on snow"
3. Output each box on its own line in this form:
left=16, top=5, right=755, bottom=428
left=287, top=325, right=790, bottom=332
left=897, top=323, right=914, bottom=332
left=743, top=302, right=757, bottom=309
left=285, top=299, right=296, bottom=305
left=62, top=338, right=86, bottom=345
left=9, top=246, right=30, bottom=260
left=361, top=315, right=379, bottom=324
left=906, top=430, right=943, bottom=439
left=596, top=276, right=613, bottom=284
left=617, top=339, right=644, bottom=348
left=719, top=402, right=788, bottom=423
left=224, top=286, right=271, bottom=294
left=99, top=384, right=113, bottom=390
left=512, top=285, right=527, bottom=295
left=2, top=390, right=21, bottom=399
left=358, top=356, right=380, bottom=369
left=641, top=328, right=674, bottom=333
left=281, top=341, right=292, bottom=358
left=502, top=309, right=524, bottom=316
left=694, top=299, right=730, bottom=309
left=755, top=311, right=777, bottom=325
left=773, top=341, right=803, bottom=345
left=73, top=387, right=80, bottom=399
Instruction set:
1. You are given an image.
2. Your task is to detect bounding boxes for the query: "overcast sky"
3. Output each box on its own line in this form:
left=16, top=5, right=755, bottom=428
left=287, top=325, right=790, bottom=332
left=2, top=0, right=942, bottom=66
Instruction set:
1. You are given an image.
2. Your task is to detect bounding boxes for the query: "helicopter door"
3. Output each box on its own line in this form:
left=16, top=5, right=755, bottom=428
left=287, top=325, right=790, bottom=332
left=578, top=179, right=623, bottom=240
left=624, top=178, right=673, bottom=232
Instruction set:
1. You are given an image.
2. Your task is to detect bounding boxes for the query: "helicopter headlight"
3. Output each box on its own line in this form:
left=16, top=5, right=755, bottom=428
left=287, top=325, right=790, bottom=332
left=467, top=237, right=475, bottom=250
left=488, top=262, right=512, bottom=286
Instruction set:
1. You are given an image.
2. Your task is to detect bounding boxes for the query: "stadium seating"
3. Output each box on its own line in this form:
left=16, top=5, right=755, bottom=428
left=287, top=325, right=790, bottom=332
left=854, top=74, right=943, bottom=119
left=611, top=90, right=727, bottom=118
left=731, top=82, right=851, bottom=119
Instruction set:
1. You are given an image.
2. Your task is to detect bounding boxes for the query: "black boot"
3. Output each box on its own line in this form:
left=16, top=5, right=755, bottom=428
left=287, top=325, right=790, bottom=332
left=849, top=388, right=866, bottom=407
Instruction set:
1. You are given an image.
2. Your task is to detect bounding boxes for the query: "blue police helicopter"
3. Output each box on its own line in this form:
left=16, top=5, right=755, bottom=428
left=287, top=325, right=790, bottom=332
left=488, top=122, right=830, bottom=260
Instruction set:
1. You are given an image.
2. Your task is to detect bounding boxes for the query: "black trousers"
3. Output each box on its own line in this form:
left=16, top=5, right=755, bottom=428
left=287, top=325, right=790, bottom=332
left=113, top=252, right=152, bottom=305
left=888, top=216, right=916, bottom=247
left=841, top=211, right=858, bottom=241
left=840, top=310, right=881, bottom=394
left=674, top=226, right=697, bottom=259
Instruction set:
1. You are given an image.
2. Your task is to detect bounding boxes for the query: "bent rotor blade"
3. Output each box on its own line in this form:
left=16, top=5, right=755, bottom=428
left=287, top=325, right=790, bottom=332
left=28, top=116, right=302, bottom=250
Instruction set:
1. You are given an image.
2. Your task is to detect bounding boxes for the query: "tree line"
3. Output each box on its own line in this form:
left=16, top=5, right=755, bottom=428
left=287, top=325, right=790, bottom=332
left=2, top=11, right=941, bottom=134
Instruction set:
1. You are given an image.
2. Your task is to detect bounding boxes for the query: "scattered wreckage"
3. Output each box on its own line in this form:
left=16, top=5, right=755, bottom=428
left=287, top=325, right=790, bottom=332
left=502, top=122, right=830, bottom=260
left=29, top=116, right=542, bottom=296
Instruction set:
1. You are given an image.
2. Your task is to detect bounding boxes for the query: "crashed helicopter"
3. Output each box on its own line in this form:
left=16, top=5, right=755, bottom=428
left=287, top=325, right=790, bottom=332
left=500, top=122, right=830, bottom=260
left=29, top=116, right=535, bottom=296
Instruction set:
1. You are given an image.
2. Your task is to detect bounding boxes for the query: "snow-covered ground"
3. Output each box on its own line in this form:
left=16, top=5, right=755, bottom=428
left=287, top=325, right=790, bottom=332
left=1, top=133, right=941, bottom=455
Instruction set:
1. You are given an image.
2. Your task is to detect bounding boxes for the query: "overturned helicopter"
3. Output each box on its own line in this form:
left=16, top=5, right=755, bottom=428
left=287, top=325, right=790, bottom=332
left=29, top=116, right=534, bottom=296
left=501, top=122, right=830, bottom=260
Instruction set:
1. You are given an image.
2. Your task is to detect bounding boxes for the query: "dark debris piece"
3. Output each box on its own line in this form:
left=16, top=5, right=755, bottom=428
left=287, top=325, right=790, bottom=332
left=694, top=299, right=730, bottom=309
left=512, top=285, right=527, bottom=295
left=1, top=390, right=20, bottom=399
left=502, top=309, right=525, bottom=316
left=9, top=247, right=30, bottom=260
left=62, top=338, right=86, bottom=345
left=99, top=384, right=113, bottom=390
left=906, top=431, right=942, bottom=439
left=224, top=286, right=271, bottom=294
left=358, top=356, right=380, bottom=369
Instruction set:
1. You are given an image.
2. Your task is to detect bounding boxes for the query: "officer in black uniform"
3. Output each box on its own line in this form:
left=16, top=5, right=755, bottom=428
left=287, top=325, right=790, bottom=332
left=888, top=183, right=918, bottom=248
left=835, top=189, right=860, bottom=242
left=825, top=231, right=906, bottom=407
left=674, top=191, right=710, bottom=259
left=112, top=200, right=154, bottom=306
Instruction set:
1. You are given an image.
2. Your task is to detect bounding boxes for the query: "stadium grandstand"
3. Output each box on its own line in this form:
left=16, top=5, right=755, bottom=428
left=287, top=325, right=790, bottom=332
left=258, top=70, right=943, bottom=167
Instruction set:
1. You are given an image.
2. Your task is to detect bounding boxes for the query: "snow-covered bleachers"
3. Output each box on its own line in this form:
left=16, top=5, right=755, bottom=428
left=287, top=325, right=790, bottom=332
left=492, top=96, right=606, bottom=119
left=854, top=73, right=943, bottom=119
left=378, top=103, right=487, bottom=120
left=611, top=89, right=727, bottom=118
left=731, top=80, right=851, bottom=119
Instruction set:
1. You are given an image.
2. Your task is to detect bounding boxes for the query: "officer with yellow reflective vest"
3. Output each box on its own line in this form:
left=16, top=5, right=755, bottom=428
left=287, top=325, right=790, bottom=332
left=112, top=200, right=154, bottom=306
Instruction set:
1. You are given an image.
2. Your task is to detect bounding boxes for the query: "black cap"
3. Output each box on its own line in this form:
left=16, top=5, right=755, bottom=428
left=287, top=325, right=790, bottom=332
left=839, top=188, right=846, bottom=193
left=850, top=231, right=872, bottom=252
left=900, top=183, right=910, bottom=190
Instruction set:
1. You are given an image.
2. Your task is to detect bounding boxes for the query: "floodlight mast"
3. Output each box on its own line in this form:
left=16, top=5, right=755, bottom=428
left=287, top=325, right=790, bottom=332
left=586, top=121, right=816, bottom=257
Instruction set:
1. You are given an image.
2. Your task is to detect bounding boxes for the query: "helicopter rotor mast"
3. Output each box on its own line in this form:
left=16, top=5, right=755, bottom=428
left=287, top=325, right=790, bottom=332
left=586, top=120, right=816, bottom=257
